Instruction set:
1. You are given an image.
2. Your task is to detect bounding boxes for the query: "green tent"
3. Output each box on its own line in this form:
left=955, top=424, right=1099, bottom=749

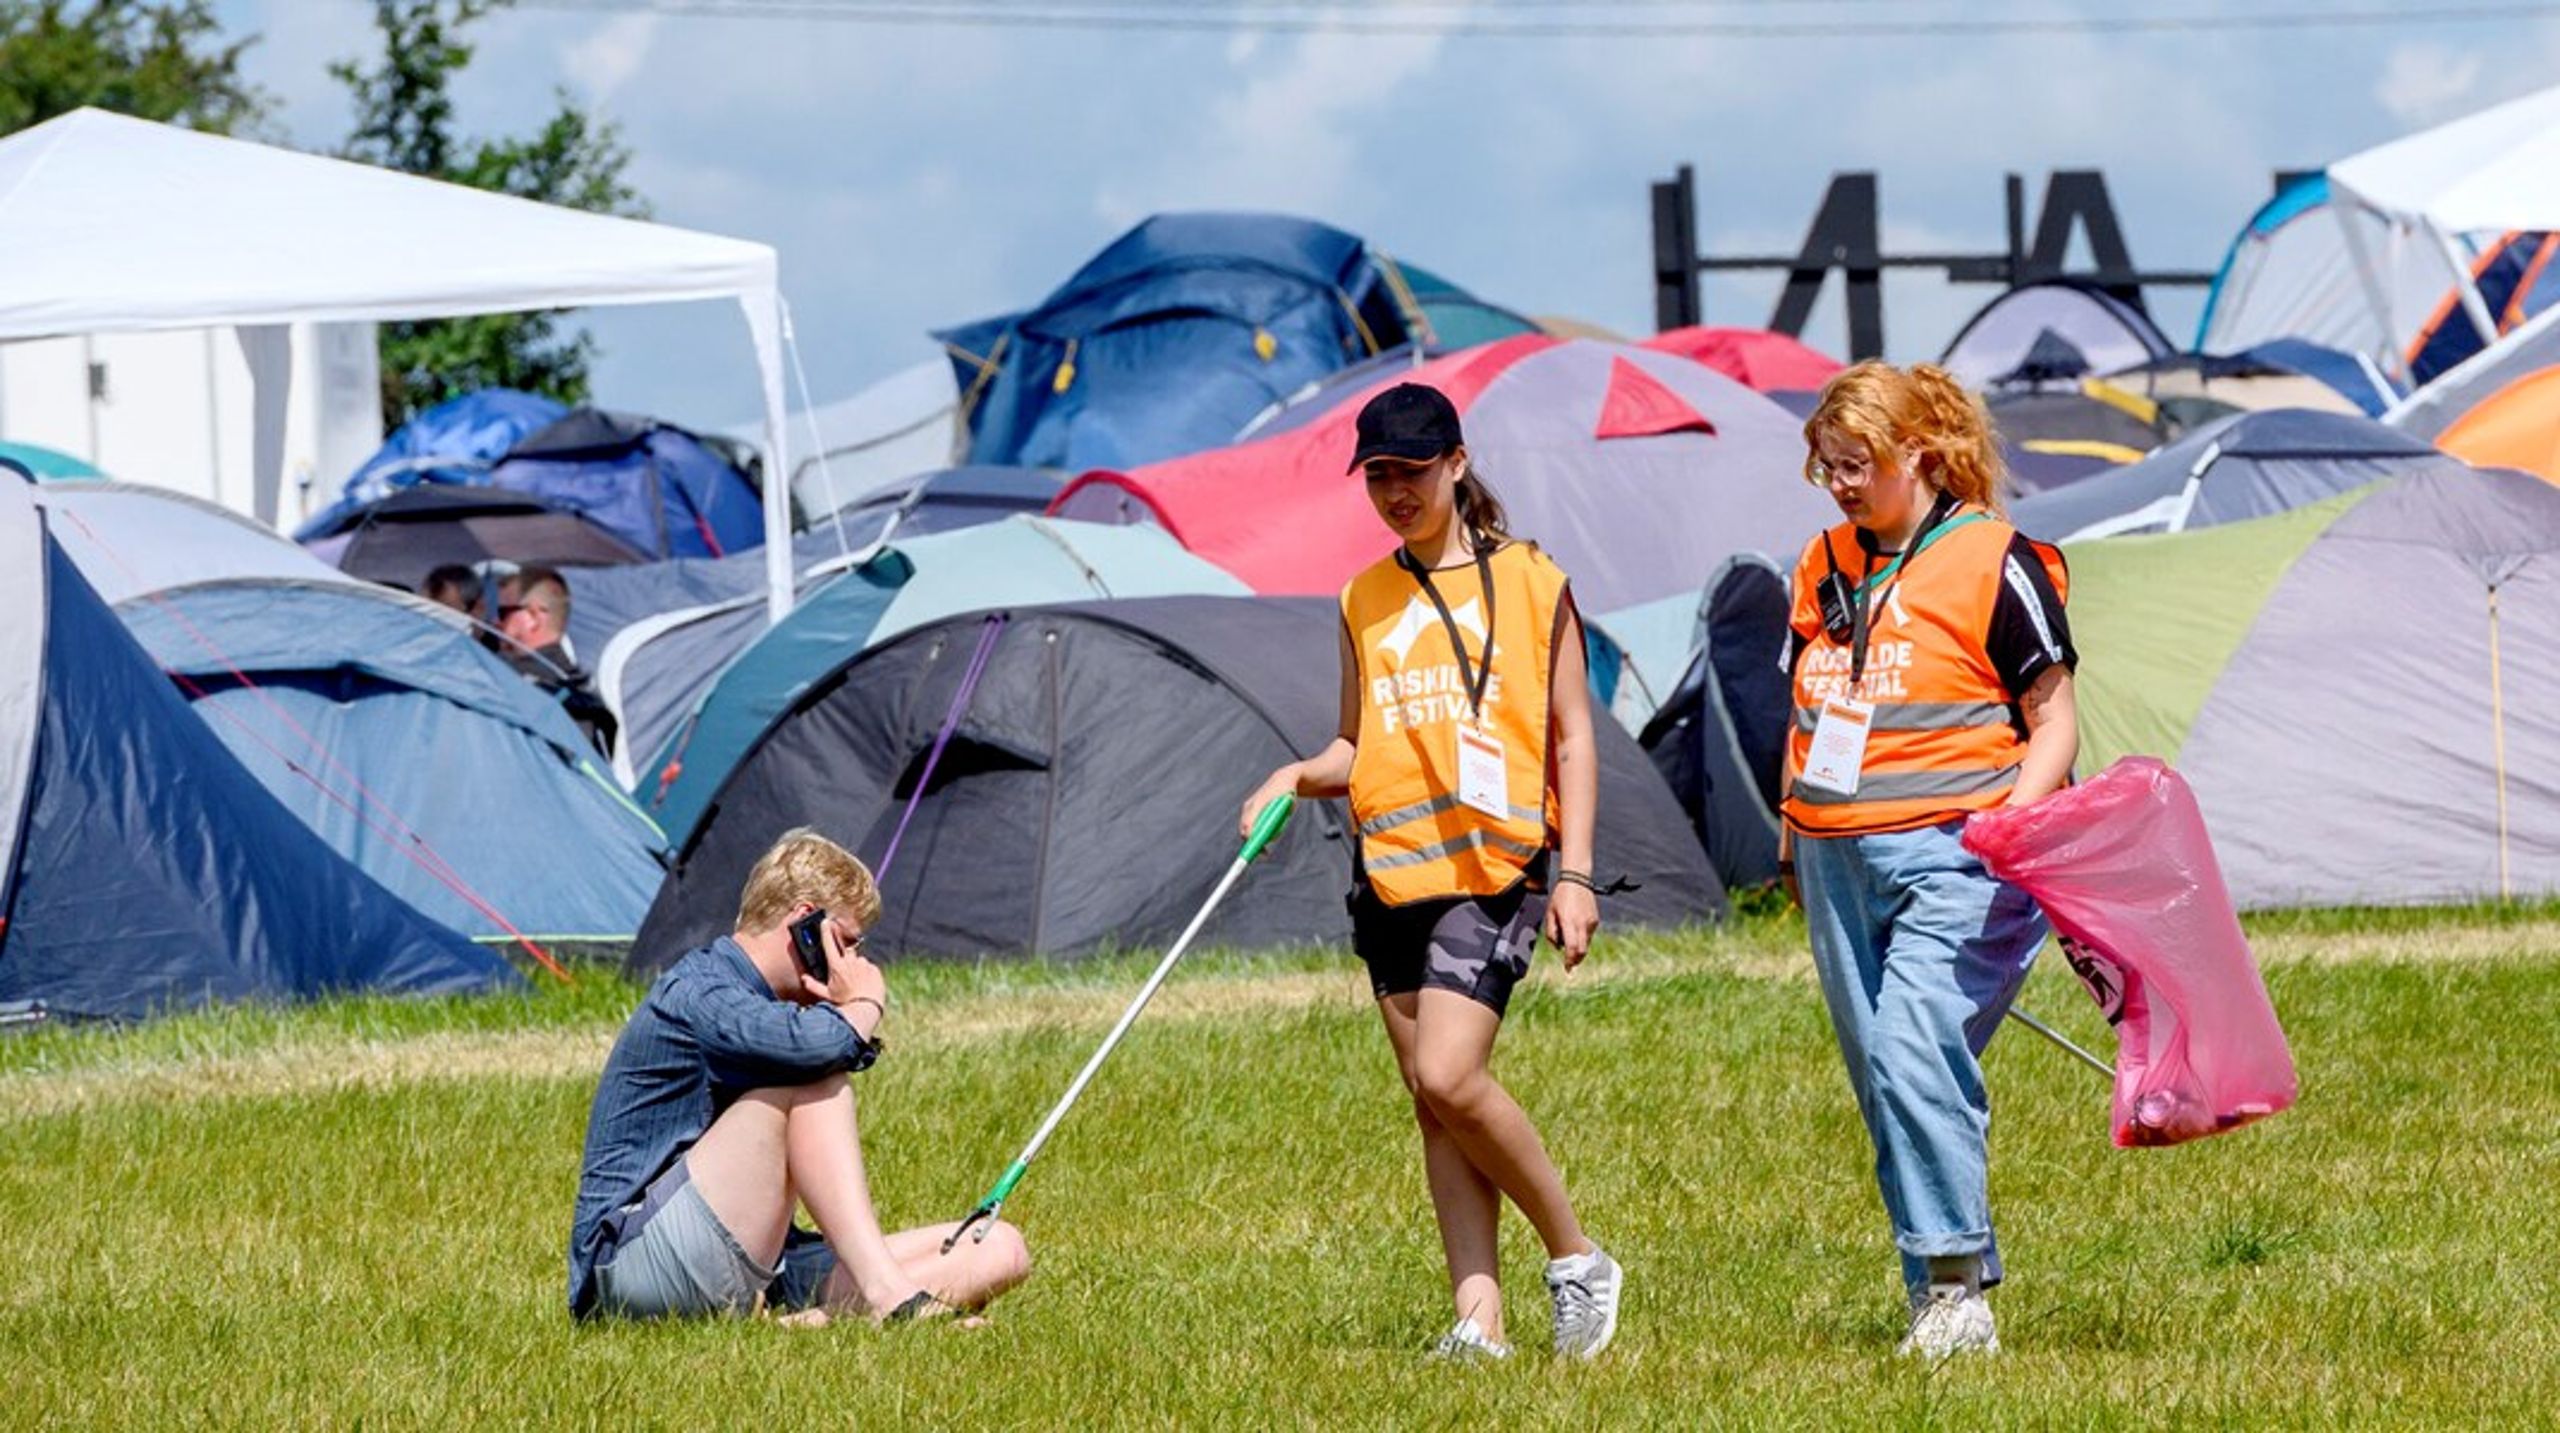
left=2067, top=467, right=2560, bottom=909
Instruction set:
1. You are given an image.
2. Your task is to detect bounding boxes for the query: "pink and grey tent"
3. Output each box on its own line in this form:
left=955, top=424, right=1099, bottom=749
left=2012, top=409, right=2477, bottom=543
left=2069, top=466, right=2560, bottom=908
left=1940, top=279, right=2174, bottom=392
left=1642, top=326, right=1843, bottom=394
left=1052, top=335, right=1833, bottom=613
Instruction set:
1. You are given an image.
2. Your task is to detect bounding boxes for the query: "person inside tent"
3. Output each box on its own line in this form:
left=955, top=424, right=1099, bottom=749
left=421, top=563, right=482, bottom=616
left=493, top=564, right=616, bottom=755
left=1779, top=361, right=2078, bottom=1361
left=569, top=828, right=1032, bottom=1325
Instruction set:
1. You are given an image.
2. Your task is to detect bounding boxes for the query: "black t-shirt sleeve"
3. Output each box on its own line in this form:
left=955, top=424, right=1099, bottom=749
left=1984, top=534, right=2076, bottom=697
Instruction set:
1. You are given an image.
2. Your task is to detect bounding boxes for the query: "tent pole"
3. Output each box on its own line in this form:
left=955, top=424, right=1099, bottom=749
left=2429, top=220, right=2501, bottom=350
left=2331, top=203, right=2405, bottom=381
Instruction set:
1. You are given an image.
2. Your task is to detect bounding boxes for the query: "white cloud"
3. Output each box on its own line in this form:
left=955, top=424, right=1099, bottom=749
left=563, top=14, right=661, bottom=105
left=2375, top=42, right=2485, bottom=126
left=1095, top=11, right=1453, bottom=226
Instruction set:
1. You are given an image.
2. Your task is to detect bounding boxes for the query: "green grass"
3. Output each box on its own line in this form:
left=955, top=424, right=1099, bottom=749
left=3, top=912, right=2558, bottom=1427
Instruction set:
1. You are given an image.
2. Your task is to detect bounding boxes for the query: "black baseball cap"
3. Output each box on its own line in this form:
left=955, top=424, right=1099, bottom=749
left=1347, top=383, right=1464, bottom=473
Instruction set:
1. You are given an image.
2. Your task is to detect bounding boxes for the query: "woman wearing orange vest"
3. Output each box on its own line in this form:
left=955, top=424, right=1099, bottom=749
left=1780, top=361, right=2079, bottom=1360
left=1240, top=383, right=1621, bottom=1363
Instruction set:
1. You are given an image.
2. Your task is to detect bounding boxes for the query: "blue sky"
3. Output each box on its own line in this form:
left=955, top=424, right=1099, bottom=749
left=218, top=2, right=2560, bottom=431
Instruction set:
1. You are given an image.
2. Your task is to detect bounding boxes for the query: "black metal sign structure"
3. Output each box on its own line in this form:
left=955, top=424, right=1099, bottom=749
left=1650, top=165, right=2227, bottom=357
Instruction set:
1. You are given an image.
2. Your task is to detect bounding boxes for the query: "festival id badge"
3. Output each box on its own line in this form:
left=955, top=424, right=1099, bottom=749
left=1455, top=723, right=1511, bottom=820
left=1798, top=697, right=1873, bottom=798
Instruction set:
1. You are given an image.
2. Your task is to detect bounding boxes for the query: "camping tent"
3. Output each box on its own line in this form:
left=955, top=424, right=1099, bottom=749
left=0, top=440, right=105, bottom=481
left=2010, top=409, right=2476, bottom=542
left=2194, top=172, right=2459, bottom=365
left=0, top=479, right=513, bottom=1020
left=618, top=516, right=1252, bottom=836
left=2389, top=303, right=2560, bottom=441
left=2401, top=232, right=2560, bottom=386
left=302, top=485, right=649, bottom=591
left=938, top=213, right=1533, bottom=472
left=1938, top=280, right=2174, bottom=391
left=2069, top=467, right=2560, bottom=907
left=328, top=388, right=571, bottom=512
left=1634, top=556, right=1792, bottom=889
left=484, top=410, right=764, bottom=561
left=1983, top=381, right=2176, bottom=489
left=0, top=109, right=801, bottom=621
left=1642, top=327, right=1844, bottom=393
left=1052, top=334, right=1832, bottom=612
left=2437, top=365, right=2560, bottom=483
left=33, top=482, right=669, bottom=945
left=562, top=466, right=1064, bottom=660
left=631, top=597, right=1723, bottom=969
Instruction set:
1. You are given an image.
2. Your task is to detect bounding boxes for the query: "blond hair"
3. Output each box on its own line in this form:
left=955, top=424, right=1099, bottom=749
left=1804, top=360, right=2008, bottom=512
left=735, top=827, right=883, bottom=933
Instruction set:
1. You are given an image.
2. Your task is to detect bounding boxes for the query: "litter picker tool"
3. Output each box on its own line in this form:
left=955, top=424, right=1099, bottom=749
left=2005, top=1005, right=2113, bottom=1080
left=944, top=795, right=1297, bottom=1252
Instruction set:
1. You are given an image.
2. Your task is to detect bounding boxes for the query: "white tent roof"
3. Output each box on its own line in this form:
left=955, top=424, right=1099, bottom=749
left=0, top=109, right=797, bottom=617
left=2331, top=83, right=2560, bottom=235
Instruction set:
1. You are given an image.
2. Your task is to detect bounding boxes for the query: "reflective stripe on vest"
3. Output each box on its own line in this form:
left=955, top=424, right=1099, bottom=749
left=1791, top=700, right=2013, bottom=733
left=1358, top=792, right=1545, bottom=837
left=1782, top=509, right=2060, bottom=838
left=1787, top=764, right=2019, bottom=806
left=1344, top=541, right=1566, bottom=905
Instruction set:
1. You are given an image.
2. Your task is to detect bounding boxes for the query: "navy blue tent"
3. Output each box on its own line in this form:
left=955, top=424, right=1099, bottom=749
left=302, top=388, right=571, bottom=537
left=486, top=409, right=764, bottom=561
left=1637, top=556, right=1791, bottom=889
left=0, top=484, right=514, bottom=1022
left=938, top=213, right=1533, bottom=472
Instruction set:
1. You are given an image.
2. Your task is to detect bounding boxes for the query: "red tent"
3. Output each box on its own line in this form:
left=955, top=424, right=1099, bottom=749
left=1642, top=326, right=1844, bottom=393
left=1050, top=335, right=1830, bottom=611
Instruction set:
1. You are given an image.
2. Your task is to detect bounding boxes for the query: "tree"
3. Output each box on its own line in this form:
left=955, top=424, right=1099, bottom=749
left=335, top=0, right=647, bottom=425
left=0, top=0, right=265, bottom=137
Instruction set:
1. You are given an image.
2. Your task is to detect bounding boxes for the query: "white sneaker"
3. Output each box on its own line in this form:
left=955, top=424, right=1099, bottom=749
left=1545, top=1246, right=1623, bottom=1359
left=1898, top=1285, right=1999, bottom=1360
left=1426, top=1316, right=1512, bottom=1363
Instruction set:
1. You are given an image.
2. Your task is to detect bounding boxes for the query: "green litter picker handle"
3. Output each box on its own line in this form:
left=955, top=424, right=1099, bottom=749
left=943, top=795, right=1297, bottom=1253
left=1240, top=792, right=1294, bottom=864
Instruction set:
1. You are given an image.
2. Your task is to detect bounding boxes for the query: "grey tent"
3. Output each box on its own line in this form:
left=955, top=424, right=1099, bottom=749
left=1940, top=279, right=2174, bottom=391
left=2011, top=408, right=2478, bottom=543
left=632, top=597, right=1724, bottom=969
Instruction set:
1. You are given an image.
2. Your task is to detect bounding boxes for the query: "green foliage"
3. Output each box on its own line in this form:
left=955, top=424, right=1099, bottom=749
left=334, top=0, right=647, bottom=425
left=0, top=0, right=265, bottom=137
left=4, top=922, right=2558, bottom=1422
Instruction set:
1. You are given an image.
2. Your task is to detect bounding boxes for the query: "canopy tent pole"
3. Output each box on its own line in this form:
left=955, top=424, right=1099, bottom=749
left=745, top=287, right=794, bottom=626
left=2331, top=205, right=2408, bottom=382
left=2428, top=219, right=2502, bottom=349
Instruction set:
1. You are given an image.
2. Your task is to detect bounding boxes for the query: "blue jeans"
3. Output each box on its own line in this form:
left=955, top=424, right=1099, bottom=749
left=1798, top=819, right=2046, bottom=1296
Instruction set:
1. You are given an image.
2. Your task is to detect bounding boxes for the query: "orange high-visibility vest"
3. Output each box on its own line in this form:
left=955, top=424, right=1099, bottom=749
left=1343, top=540, right=1567, bottom=905
left=1781, top=506, right=2069, bottom=838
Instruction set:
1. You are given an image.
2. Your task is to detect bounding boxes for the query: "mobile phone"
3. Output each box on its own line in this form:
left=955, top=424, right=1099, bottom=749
left=789, top=909, right=831, bottom=982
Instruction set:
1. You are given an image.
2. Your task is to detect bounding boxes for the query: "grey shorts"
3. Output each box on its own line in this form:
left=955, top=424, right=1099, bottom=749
left=592, top=1160, right=836, bottom=1320
left=1350, top=881, right=1548, bottom=1017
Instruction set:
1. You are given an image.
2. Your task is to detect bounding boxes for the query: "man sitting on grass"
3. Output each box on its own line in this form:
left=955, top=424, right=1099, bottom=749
left=568, top=828, right=1031, bottom=1324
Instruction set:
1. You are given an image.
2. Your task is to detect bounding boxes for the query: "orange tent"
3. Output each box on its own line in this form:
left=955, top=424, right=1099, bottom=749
left=2439, top=365, right=2560, bottom=483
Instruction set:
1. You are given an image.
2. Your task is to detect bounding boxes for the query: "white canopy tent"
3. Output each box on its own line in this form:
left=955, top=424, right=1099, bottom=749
left=0, top=108, right=801, bottom=619
left=2329, top=83, right=2560, bottom=374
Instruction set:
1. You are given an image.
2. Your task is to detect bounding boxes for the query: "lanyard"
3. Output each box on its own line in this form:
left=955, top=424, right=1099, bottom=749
left=1828, top=497, right=1982, bottom=687
left=1396, top=539, right=1497, bottom=720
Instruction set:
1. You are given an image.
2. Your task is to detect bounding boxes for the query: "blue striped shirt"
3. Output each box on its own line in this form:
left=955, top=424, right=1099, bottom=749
left=566, top=937, right=872, bottom=1317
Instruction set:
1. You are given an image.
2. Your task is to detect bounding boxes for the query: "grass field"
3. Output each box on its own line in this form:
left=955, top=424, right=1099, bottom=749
left=4, top=907, right=2558, bottom=1427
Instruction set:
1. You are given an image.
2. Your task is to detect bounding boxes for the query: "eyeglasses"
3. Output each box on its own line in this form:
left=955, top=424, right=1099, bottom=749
left=1809, top=451, right=1879, bottom=490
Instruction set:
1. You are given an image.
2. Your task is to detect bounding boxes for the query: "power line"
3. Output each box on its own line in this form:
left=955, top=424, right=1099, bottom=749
left=508, top=0, right=2560, bottom=39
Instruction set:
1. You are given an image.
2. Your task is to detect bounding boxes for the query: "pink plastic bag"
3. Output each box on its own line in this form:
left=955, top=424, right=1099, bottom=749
left=1962, top=757, right=2297, bottom=1147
